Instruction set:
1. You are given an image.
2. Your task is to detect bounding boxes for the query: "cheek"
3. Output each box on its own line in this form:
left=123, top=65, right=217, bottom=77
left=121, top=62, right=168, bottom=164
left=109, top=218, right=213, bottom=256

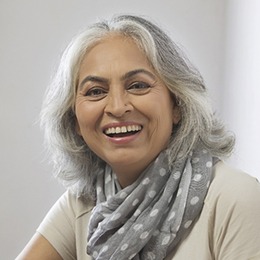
left=75, top=105, right=92, bottom=135
left=158, top=103, right=176, bottom=138
left=148, top=103, right=174, bottom=138
left=75, top=101, right=105, bottom=139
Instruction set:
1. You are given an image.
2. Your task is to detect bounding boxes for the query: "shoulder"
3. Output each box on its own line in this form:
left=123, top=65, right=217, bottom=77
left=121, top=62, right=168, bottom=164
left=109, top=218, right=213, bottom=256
left=36, top=190, right=94, bottom=260
left=49, top=190, right=94, bottom=221
left=206, top=161, right=260, bottom=209
left=37, top=189, right=94, bottom=233
left=204, top=161, right=260, bottom=259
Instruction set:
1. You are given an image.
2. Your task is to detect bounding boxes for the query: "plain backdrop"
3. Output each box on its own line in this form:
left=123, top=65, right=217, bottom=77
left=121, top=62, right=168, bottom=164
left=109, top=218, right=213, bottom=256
left=0, top=1, right=259, bottom=259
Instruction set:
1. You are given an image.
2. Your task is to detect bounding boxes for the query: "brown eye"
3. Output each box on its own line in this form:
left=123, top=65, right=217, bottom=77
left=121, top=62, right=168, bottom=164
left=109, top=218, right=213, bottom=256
left=85, top=87, right=107, bottom=100
left=127, top=82, right=151, bottom=94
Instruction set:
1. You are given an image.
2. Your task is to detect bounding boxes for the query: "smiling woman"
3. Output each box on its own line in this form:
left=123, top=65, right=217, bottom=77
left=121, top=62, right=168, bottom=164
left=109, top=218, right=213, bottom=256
left=16, top=15, right=260, bottom=260
left=75, top=35, right=178, bottom=186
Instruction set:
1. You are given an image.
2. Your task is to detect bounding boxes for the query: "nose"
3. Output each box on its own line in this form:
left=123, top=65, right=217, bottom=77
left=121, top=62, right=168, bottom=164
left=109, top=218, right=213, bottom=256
left=104, top=90, right=133, bottom=118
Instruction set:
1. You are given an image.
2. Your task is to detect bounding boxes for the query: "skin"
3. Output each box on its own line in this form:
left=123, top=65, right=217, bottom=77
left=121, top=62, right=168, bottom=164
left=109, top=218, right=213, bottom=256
left=16, top=34, right=180, bottom=259
left=75, top=35, right=180, bottom=187
left=15, top=233, right=62, bottom=260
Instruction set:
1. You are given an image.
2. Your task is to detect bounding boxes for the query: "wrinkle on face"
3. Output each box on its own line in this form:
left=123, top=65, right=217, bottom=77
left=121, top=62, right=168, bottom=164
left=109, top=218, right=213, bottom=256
left=74, top=35, right=179, bottom=186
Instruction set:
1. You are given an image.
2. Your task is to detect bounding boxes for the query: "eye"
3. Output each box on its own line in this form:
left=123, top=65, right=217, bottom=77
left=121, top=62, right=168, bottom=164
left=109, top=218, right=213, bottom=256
left=127, top=82, right=151, bottom=94
left=85, top=87, right=107, bottom=100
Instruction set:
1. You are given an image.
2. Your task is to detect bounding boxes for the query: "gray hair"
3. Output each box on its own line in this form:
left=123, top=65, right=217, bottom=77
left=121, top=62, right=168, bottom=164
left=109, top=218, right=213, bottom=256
left=40, top=15, right=235, bottom=198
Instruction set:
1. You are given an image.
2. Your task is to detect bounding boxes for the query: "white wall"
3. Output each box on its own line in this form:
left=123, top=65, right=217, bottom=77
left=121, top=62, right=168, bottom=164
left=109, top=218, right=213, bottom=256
left=1, top=1, right=259, bottom=259
left=221, top=0, right=260, bottom=179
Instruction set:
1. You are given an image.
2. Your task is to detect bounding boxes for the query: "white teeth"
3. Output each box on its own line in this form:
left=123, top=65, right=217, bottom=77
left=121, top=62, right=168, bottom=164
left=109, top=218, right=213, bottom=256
left=105, top=125, right=142, bottom=135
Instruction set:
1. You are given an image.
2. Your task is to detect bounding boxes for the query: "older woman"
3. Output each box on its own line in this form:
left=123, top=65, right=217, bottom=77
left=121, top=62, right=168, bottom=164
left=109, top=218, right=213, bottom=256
left=17, top=15, right=260, bottom=259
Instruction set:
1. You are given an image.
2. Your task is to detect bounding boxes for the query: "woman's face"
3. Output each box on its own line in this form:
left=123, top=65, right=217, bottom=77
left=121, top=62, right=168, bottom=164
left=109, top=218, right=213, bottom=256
left=75, top=35, right=180, bottom=187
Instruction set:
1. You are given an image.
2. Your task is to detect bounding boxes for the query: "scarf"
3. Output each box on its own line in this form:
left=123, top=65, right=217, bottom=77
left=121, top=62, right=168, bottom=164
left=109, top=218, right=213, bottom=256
left=87, top=148, right=213, bottom=259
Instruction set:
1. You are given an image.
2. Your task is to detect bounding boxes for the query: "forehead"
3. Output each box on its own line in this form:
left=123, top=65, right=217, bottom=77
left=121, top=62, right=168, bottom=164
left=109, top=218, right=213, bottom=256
left=79, top=35, right=153, bottom=76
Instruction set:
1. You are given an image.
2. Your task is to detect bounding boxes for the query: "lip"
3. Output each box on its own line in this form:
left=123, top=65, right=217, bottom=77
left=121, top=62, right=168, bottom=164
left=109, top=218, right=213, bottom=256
left=102, top=121, right=143, bottom=144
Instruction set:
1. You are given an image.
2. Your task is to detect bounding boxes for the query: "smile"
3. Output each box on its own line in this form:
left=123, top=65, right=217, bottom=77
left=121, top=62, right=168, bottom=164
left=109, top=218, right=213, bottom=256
left=104, top=125, right=142, bottom=137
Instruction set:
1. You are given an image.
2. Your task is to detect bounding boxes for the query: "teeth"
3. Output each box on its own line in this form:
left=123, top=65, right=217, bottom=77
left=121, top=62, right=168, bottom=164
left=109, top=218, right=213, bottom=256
left=105, top=125, right=142, bottom=135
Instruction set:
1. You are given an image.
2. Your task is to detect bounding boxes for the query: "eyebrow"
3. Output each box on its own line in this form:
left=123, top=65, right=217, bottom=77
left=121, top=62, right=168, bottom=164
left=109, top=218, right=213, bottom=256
left=78, top=75, right=108, bottom=90
left=78, top=69, right=156, bottom=90
left=121, top=69, right=156, bottom=81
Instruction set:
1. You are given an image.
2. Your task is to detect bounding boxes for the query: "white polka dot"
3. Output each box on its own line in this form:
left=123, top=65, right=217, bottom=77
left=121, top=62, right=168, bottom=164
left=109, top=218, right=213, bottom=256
left=177, top=188, right=182, bottom=197
left=118, top=227, right=125, bottom=234
left=184, top=220, right=193, bottom=229
left=102, top=212, right=110, bottom=218
left=121, top=243, right=128, bottom=251
left=105, top=174, right=112, bottom=184
left=93, top=251, right=98, bottom=258
left=162, top=235, right=171, bottom=245
left=129, top=253, right=136, bottom=259
left=150, top=209, right=159, bottom=217
left=192, top=157, right=200, bottom=163
left=173, top=171, right=181, bottom=180
left=168, top=211, right=176, bottom=221
left=96, top=186, right=102, bottom=194
left=148, top=190, right=157, bottom=198
left=206, top=161, right=212, bottom=168
left=142, top=178, right=150, bottom=185
left=102, top=245, right=109, bottom=253
left=133, top=224, right=143, bottom=231
left=111, top=212, right=121, bottom=221
left=190, top=196, right=199, bottom=205
left=134, top=209, right=141, bottom=217
left=203, top=149, right=208, bottom=154
left=159, top=168, right=166, bottom=176
left=119, top=191, right=127, bottom=199
left=132, top=199, right=139, bottom=206
left=140, top=231, right=149, bottom=239
left=193, top=174, right=202, bottom=181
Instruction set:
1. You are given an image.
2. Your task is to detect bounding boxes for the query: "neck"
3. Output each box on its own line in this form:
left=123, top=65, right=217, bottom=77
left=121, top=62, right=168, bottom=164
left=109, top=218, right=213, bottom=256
left=108, top=151, right=166, bottom=188
left=111, top=162, right=150, bottom=188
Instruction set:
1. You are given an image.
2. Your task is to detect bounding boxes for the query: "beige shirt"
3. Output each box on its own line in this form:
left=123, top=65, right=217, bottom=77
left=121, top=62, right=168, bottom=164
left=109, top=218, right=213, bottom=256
left=37, top=161, right=260, bottom=259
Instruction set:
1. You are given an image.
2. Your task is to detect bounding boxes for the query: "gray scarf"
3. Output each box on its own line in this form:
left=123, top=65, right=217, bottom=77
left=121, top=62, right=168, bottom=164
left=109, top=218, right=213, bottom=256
left=87, top=148, right=213, bottom=259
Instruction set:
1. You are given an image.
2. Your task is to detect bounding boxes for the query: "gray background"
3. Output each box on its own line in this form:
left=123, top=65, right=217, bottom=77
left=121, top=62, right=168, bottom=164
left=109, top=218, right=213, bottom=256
left=1, top=0, right=259, bottom=259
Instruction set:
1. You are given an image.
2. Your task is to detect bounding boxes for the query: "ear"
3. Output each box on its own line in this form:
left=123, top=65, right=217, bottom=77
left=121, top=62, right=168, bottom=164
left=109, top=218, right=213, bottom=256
left=172, top=105, right=181, bottom=125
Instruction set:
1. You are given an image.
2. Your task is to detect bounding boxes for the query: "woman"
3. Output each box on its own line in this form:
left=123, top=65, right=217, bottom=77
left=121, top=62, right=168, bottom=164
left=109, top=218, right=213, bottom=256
left=17, top=15, right=260, bottom=259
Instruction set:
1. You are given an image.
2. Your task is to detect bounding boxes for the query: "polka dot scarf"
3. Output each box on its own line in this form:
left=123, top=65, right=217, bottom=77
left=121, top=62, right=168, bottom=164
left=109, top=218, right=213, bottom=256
left=87, top=148, right=213, bottom=259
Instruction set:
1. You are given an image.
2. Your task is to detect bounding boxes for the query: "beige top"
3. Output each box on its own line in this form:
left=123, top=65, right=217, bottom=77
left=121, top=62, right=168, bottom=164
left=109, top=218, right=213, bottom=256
left=37, top=161, right=260, bottom=259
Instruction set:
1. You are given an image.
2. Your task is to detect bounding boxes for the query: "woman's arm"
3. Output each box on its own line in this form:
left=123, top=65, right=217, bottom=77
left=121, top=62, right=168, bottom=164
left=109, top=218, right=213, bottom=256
left=16, top=232, right=62, bottom=260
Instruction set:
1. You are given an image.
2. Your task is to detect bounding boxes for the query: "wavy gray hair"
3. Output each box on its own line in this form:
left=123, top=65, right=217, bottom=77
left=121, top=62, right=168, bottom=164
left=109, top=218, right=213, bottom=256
left=41, top=15, right=235, bottom=198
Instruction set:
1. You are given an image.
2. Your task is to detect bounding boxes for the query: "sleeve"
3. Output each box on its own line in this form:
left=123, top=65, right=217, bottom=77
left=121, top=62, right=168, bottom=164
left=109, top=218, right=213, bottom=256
left=36, top=191, right=77, bottom=260
left=211, top=167, right=260, bottom=260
